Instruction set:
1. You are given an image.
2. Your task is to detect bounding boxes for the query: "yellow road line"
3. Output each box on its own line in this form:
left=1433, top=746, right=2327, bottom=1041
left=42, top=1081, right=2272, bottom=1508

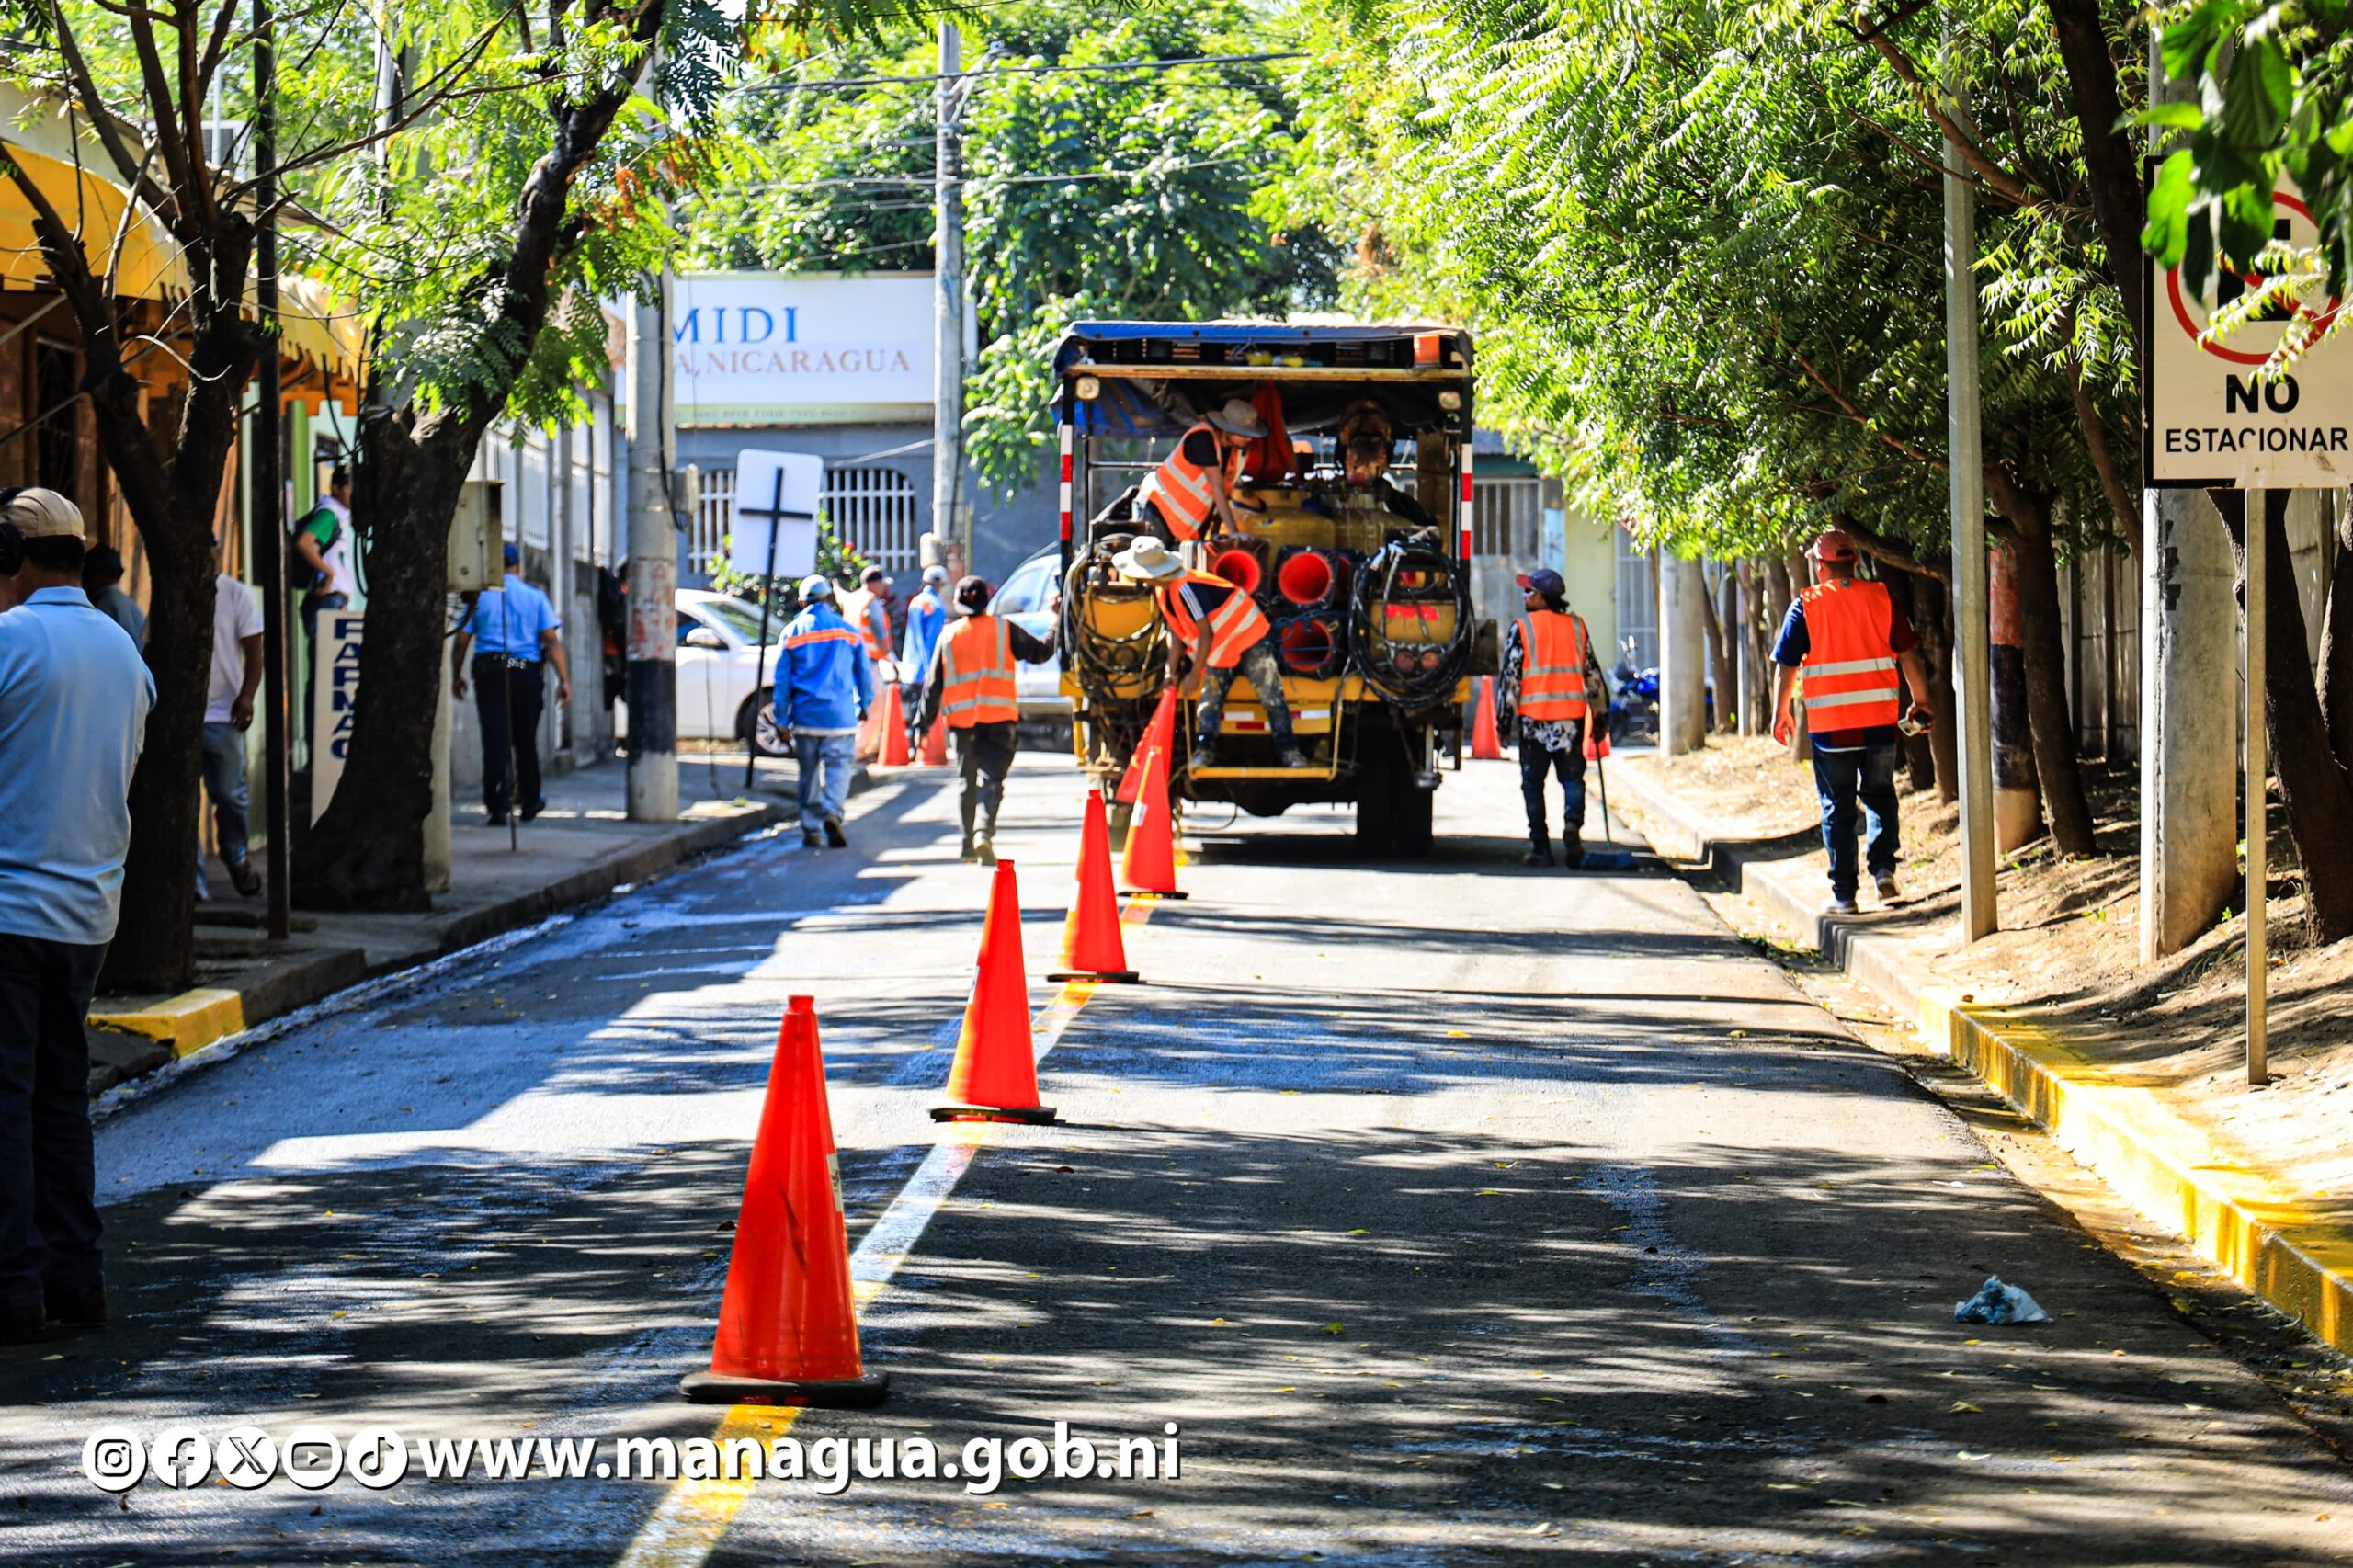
left=617, top=908, right=1152, bottom=1567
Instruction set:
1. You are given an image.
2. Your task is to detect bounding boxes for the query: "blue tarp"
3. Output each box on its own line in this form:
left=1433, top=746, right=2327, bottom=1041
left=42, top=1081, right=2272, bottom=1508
left=1052, top=321, right=1474, bottom=439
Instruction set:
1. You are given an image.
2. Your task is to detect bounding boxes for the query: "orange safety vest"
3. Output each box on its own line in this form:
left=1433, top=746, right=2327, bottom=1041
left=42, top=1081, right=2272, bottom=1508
left=1798, top=578, right=1902, bottom=730
left=1516, top=610, right=1590, bottom=721
left=1138, top=424, right=1242, bottom=542
left=847, top=590, right=891, bottom=660
left=938, top=614, right=1021, bottom=728
left=1158, top=569, right=1269, bottom=670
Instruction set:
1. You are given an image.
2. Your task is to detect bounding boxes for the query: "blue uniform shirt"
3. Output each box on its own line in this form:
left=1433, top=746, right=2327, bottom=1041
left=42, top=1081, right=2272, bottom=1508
left=902, top=588, right=947, bottom=678
left=0, top=587, right=156, bottom=945
left=772, top=601, right=874, bottom=735
left=468, top=574, right=562, bottom=659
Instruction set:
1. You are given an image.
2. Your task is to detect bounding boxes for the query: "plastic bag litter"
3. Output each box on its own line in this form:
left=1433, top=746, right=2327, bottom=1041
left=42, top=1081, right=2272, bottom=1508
left=1953, top=1275, right=2052, bottom=1325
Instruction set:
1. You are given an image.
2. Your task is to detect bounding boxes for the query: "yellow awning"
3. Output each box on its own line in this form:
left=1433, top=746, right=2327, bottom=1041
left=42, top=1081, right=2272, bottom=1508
left=0, top=136, right=185, bottom=300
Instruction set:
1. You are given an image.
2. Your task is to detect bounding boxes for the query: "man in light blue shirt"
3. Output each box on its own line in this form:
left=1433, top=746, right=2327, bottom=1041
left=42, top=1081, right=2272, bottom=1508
left=453, top=543, right=572, bottom=825
left=900, top=563, right=949, bottom=743
left=0, top=489, right=153, bottom=1343
left=774, top=576, right=872, bottom=848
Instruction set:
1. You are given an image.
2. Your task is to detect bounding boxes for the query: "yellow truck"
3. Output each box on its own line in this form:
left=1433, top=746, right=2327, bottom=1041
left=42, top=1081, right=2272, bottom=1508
left=1052, top=321, right=1492, bottom=853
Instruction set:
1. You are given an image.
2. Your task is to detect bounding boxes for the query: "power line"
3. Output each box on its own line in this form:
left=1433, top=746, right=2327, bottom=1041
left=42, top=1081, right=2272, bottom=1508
left=732, top=50, right=1303, bottom=95
left=726, top=156, right=1251, bottom=194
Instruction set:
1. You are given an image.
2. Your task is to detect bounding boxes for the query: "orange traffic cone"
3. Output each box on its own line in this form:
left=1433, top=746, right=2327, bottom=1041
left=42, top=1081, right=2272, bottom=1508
left=920, top=710, right=949, bottom=766
left=1471, top=676, right=1504, bottom=759
left=1117, top=688, right=1179, bottom=805
left=877, top=682, right=912, bottom=767
left=1120, top=744, right=1187, bottom=900
left=931, top=861, right=1058, bottom=1124
left=1050, top=790, right=1140, bottom=983
left=683, top=995, right=889, bottom=1406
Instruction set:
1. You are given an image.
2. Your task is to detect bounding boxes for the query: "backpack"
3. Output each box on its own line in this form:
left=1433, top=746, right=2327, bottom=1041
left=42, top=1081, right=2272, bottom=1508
left=289, top=506, right=337, bottom=595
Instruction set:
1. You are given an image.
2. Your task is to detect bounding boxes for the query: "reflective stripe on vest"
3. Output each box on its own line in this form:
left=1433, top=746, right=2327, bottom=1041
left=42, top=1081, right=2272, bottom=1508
left=785, top=625, right=861, bottom=651
left=1516, top=611, right=1590, bottom=721
left=1159, top=570, right=1269, bottom=669
left=851, top=595, right=890, bottom=660
left=938, top=614, right=1019, bottom=728
left=1138, top=424, right=1237, bottom=542
left=1798, top=578, right=1901, bottom=729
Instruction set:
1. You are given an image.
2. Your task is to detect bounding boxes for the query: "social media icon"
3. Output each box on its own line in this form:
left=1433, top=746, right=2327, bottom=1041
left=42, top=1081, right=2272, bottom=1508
left=149, top=1426, right=210, bottom=1489
left=346, top=1427, right=407, bottom=1491
left=281, top=1426, right=342, bottom=1491
left=82, top=1426, right=144, bottom=1493
left=216, top=1426, right=277, bottom=1489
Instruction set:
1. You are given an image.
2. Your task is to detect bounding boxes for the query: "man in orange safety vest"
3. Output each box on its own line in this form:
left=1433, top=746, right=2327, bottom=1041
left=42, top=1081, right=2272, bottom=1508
left=915, top=575, right=1056, bottom=865
left=1136, top=398, right=1266, bottom=544
left=1113, top=537, right=1308, bottom=773
left=1495, top=568, right=1608, bottom=868
left=1770, top=528, right=1936, bottom=915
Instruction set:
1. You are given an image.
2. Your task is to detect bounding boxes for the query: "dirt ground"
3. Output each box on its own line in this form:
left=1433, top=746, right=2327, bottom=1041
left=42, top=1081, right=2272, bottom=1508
left=1617, top=733, right=2353, bottom=1241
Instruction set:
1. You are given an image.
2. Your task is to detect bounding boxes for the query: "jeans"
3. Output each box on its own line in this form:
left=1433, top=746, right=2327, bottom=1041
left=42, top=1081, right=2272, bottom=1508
left=1195, top=639, right=1296, bottom=756
left=1811, top=739, right=1902, bottom=901
left=1519, top=729, right=1587, bottom=845
left=794, top=732, right=856, bottom=832
left=0, top=933, right=108, bottom=1312
left=954, top=722, right=1019, bottom=845
left=200, top=722, right=251, bottom=869
left=472, top=656, right=546, bottom=817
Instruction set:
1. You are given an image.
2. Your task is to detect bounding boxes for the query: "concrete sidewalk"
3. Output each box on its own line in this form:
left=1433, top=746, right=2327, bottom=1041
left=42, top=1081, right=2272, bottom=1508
left=1610, top=757, right=2353, bottom=1357
left=83, top=749, right=915, bottom=1094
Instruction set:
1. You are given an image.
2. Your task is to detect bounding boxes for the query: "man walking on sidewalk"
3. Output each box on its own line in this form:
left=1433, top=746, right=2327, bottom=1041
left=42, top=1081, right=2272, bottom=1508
left=200, top=539, right=264, bottom=898
left=901, top=563, right=949, bottom=743
left=776, top=575, right=872, bottom=849
left=0, top=488, right=153, bottom=1342
left=915, top=575, right=1056, bottom=865
left=1771, top=528, right=1936, bottom=915
left=1496, top=568, right=1608, bottom=868
left=453, top=543, right=572, bottom=826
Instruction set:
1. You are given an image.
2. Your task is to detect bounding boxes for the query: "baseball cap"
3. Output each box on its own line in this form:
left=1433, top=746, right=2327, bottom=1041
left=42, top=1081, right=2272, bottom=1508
left=1806, top=528, right=1857, bottom=562
left=2, top=488, right=84, bottom=540
left=799, top=574, right=835, bottom=599
left=1516, top=568, right=1565, bottom=598
left=922, top=564, right=949, bottom=586
left=860, top=565, right=886, bottom=584
left=503, top=542, right=521, bottom=566
left=953, top=574, right=992, bottom=614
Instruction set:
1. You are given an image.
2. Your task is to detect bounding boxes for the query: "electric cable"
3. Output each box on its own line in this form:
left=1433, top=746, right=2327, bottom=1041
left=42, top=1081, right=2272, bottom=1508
left=1343, top=540, right=1472, bottom=711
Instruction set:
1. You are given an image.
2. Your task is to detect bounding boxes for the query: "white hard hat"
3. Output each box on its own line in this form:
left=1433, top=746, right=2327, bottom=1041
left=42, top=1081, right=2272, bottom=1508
left=800, top=574, right=835, bottom=599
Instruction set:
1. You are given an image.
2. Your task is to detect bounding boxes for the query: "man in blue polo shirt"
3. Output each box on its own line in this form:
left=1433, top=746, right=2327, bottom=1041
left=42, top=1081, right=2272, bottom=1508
left=775, top=575, right=872, bottom=849
left=454, top=543, right=573, bottom=825
left=0, top=488, right=153, bottom=1342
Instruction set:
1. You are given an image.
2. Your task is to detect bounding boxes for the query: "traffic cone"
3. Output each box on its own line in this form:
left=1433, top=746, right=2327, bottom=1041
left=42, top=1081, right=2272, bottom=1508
left=1050, top=790, right=1140, bottom=983
left=920, top=712, right=949, bottom=766
left=877, top=683, right=912, bottom=767
left=931, top=861, right=1058, bottom=1124
left=1120, top=744, right=1187, bottom=900
left=683, top=995, right=889, bottom=1407
left=1117, top=688, right=1179, bottom=805
left=1471, top=676, right=1504, bottom=759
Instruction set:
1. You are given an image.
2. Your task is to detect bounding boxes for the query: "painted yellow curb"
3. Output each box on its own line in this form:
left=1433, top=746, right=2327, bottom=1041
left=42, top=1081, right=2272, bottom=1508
left=88, top=987, right=248, bottom=1058
left=1922, top=985, right=2353, bottom=1353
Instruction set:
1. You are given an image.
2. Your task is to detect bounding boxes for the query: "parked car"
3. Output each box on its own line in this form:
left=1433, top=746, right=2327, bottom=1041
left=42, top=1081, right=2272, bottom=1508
left=988, top=546, right=1074, bottom=743
left=673, top=588, right=791, bottom=756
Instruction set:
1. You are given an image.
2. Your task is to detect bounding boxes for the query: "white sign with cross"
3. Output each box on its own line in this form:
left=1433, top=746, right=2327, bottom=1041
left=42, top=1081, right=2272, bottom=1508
left=2145, top=175, right=2353, bottom=488
left=728, top=449, right=824, bottom=581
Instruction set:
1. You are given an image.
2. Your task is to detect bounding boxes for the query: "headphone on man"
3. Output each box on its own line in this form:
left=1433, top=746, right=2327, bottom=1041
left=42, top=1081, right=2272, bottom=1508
left=0, top=488, right=25, bottom=578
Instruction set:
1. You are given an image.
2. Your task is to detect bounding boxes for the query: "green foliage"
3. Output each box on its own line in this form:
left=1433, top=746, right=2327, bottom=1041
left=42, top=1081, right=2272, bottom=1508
left=709, top=518, right=875, bottom=617
left=674, top=0, right=1339, bottom=496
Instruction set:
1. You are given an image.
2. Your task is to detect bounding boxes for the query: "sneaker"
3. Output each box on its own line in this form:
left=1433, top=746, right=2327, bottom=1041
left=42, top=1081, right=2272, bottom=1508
left=1874, top=874, right=1901, bottom=903
left=824, top=817, right=848, bottom=848
left=1561, top=838, right=1586, bottom=870
left=1276, top=746, right=1311, bottom=768
left=42, top=1279, right=104, bottom=1329
left=961, top=838, right=979, bottom=863
left=1522, top=846, right=1553, bottom=867
left=973, top=834, right=997, bottom=867
left=520, top=799, right=547, bottom=824
left=229, top=859, right=262, bottom=898
left=801, top=828, right=823, bottom=849
left=1825, top=895, right=1859, bottom=915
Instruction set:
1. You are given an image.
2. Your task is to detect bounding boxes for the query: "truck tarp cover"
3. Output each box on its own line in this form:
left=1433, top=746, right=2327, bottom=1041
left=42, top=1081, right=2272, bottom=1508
left=1054, top=321, right=1472, bottom=439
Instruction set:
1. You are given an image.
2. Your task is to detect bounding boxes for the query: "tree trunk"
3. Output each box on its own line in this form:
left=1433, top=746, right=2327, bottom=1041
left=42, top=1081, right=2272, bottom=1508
left=2318, top=487, right=2353, bottom=773
left=2223, top=491, right=2353, bottom=943
left=1885, top=570, right=1938, bottom=789
left=1699, top=563, right=1734, bottom=733
left=1984, top=470, right=2099, bottom=855
left=1917, top=569, right=1960, bottom=802
left=2045, top=0, right=2145, bottom=368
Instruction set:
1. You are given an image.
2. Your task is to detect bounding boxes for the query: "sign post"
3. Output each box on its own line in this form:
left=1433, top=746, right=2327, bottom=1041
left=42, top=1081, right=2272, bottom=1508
left=731, top=450, right=824, bottom=789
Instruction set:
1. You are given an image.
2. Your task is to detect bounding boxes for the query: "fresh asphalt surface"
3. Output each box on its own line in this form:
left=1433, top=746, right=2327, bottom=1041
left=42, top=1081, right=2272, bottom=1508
left=1, top=755, right=2348, bottom=1564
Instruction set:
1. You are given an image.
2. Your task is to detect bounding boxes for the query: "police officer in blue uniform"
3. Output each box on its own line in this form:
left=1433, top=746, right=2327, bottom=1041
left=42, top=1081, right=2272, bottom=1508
left=454, top=543, right=573, bottom=824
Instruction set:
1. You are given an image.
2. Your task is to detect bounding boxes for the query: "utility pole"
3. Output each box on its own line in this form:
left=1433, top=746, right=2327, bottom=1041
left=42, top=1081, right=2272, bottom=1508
left=933, top=21, right=965, bottom=572
left=1944, top=125, right=1996, bottom=942
left=2141, top=37, right=2240, bottom=961
left=626, top=279, right=678, bottom=823
left=254, top=0, right=290, bottom=942
left=1658, top=553, right=1707, bottom=754
left=2245, top=494, right=2267, bottom=1084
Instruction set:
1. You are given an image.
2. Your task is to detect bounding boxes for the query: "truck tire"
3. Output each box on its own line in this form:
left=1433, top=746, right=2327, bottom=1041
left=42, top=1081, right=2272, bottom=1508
left=1356, top=753, right=1399, bottom=852
left=1394, top=776, right=1435, bottom=858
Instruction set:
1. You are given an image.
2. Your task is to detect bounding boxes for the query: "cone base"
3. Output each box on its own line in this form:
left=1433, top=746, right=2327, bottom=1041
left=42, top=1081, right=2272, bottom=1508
left=928, top=1103, right=1060, bottom=1125
left=680, top=1369, right=891, bottom=1408
left=1120, top=889, right=1188, bottom=901
left=1047, top=969, right=1141, bottom=984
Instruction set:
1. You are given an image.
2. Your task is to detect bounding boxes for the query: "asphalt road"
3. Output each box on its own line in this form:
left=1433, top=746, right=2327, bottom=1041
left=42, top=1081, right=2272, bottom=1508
left=1, top=754, right=2347, bottom=1565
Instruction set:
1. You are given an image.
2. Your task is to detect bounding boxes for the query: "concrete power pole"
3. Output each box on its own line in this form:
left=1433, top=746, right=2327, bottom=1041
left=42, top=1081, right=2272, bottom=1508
left=2141, top=40, right=2239, bottom=961
left=1659, top=553, right=1708, bottom=754
left=626, top=283, right=679, bottom=824
left=932, top=21, right=966, bottom=573
left=1945, top=122, right=1998, bottom=942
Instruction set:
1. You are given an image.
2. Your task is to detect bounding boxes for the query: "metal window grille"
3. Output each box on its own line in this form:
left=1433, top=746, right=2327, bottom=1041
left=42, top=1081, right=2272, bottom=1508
left=1472, top=476, right=1540, bottom=560
left=688, top=464, right=921, bottom=579
left=1614, top=529, right=1658, bottom=670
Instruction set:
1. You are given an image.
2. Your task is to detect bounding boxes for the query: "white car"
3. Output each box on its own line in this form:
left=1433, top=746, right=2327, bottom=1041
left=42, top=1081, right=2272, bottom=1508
left=987, top=546, right=1072, bottom=724
left=673, top=588, right=796, bottom=755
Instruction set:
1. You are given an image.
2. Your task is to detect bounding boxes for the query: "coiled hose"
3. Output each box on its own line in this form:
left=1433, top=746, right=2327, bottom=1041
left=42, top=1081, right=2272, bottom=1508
left=1063, top=544, right=1169, bottom=772
left=1344, top=540, right=1473, bottom=710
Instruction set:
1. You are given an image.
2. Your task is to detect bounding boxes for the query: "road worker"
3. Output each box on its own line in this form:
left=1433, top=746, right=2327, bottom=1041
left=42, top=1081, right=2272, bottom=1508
left=1113, top=537, right=1308, bottom=773
left=1495, top=568, right=1608, bottom=868
left=900, top=563, right=950, bottom=744
left=1136, top=397, right=1266, bottom=544
left=915, top=575, right=1056, bottom=865
left=775, top=575, right=873, bottom=850
left=1335, top=400, right=1438, bottom=531
left=843, top=564, right=898, bottom=763
left=1770, top=528, right=1936, bottom=914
